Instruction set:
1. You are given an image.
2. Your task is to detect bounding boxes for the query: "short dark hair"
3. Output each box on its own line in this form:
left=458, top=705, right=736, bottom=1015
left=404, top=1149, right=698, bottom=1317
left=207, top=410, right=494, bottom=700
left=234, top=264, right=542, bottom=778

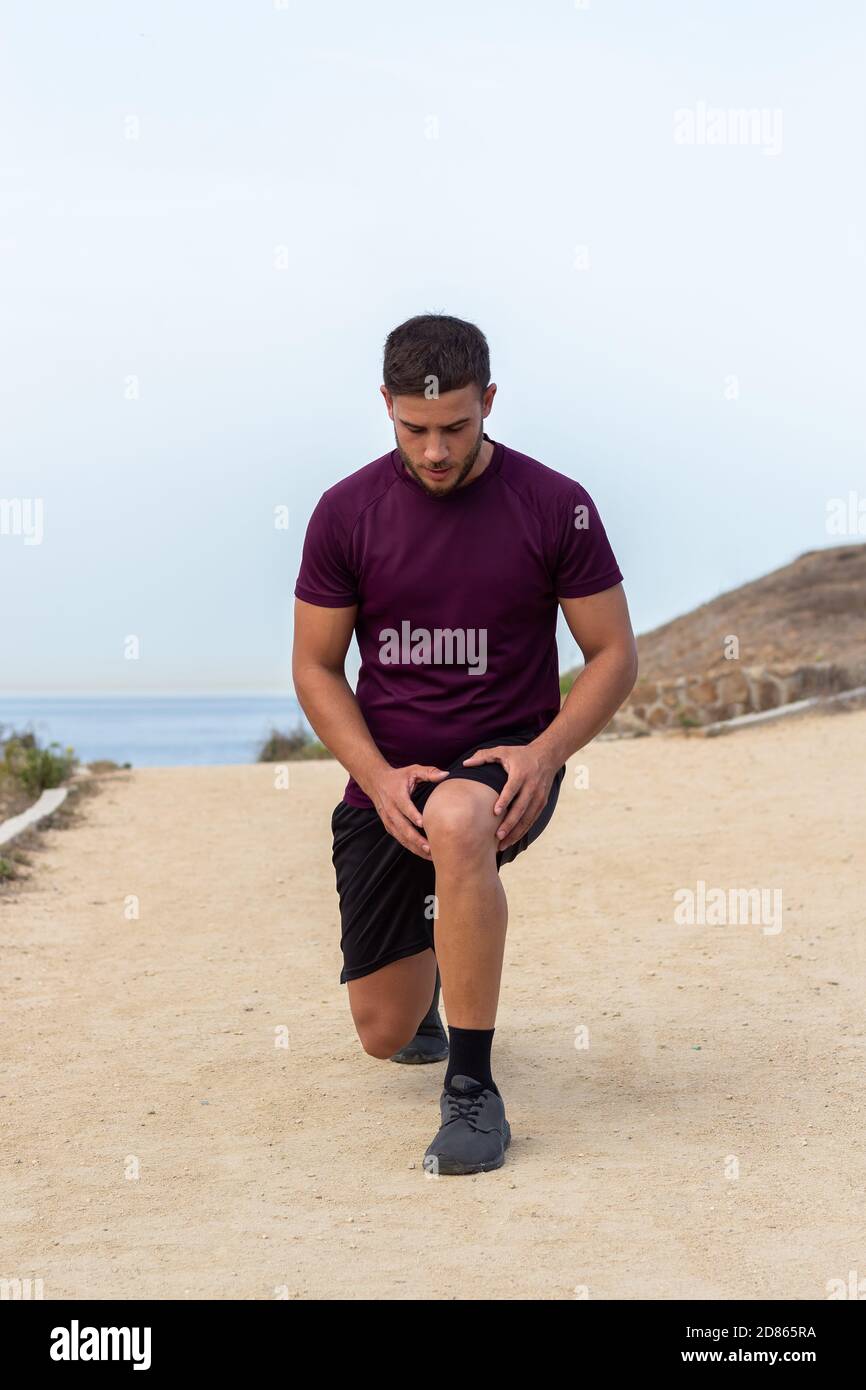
left=382, top=313, right=490, bottom=399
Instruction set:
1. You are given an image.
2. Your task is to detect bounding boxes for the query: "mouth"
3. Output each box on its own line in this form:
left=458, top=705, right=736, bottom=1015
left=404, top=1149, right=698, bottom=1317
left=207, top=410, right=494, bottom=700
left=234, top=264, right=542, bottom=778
left=424, top=466, right=451, bottom=478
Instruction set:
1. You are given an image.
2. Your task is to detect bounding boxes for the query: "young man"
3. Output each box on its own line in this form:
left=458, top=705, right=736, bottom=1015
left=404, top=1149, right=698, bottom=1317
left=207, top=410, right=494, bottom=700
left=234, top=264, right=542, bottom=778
left=292, top=314, right=637, bottom=1176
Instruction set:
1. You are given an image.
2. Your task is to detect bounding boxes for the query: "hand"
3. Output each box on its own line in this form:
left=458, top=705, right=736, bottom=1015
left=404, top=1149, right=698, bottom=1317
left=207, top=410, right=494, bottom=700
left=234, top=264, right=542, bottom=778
left=368, top=763, right=451, bottom=859
left=460, top=743, right=557, bottom=851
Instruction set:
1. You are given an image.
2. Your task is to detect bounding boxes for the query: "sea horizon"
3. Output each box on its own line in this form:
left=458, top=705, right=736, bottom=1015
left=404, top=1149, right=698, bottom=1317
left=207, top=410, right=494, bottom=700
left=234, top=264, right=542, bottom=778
left=0, top=692, right=311, bottom=768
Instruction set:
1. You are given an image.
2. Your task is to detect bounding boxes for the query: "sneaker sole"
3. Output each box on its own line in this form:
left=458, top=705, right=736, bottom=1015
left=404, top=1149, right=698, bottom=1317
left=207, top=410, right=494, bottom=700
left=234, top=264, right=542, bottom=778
left=389, top=1041, right=449, bottom=1064
left=426, top=1120, right=511, bottom=1176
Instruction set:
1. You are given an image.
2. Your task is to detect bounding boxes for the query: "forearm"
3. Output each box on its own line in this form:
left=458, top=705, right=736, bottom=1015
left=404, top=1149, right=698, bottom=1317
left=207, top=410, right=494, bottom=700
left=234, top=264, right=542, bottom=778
left=531, top=642, right=638, bottom=770
left=293, top=666, right=390, bottom=797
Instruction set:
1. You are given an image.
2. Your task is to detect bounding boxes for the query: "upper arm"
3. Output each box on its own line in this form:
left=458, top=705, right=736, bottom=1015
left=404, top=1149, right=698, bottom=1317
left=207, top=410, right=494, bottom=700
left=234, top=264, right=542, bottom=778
left=559, top=584, right=637, bottom=666
left=292, top=489, right=359, bottom=675
left=549, top=476, right=634, bottom=665
left=292, top=597, right=357, bottom=676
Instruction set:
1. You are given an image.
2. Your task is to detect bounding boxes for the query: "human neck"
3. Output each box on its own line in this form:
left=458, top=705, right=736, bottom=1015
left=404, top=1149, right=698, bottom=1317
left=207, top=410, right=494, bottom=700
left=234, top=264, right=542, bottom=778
left=455, top=433, right=493, bottom=489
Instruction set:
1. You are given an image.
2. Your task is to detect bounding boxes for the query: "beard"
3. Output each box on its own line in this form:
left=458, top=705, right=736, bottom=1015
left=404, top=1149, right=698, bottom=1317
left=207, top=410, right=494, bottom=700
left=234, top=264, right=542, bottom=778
left=394, top=424, right=485, bottom=498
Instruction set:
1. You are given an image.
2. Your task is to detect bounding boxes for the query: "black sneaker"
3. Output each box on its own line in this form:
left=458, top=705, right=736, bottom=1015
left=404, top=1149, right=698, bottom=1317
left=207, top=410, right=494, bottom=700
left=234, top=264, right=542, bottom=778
left=422, top=1075, right=511, bottom=1175
left=389, top=1009, right=449, bottom=1064
left=390, top=966, right=449, bottom=1065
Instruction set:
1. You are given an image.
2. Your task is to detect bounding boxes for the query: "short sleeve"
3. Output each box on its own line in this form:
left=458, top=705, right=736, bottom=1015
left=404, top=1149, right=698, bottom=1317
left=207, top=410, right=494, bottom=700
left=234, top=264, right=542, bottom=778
left=294, top=492, right=359, bottom=607
left=551, top=483, right=623, bottom=599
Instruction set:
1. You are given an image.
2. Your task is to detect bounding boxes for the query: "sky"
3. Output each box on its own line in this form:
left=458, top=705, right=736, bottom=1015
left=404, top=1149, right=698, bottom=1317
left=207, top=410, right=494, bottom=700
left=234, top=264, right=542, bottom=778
left=1, top=0, right=864, bottom=692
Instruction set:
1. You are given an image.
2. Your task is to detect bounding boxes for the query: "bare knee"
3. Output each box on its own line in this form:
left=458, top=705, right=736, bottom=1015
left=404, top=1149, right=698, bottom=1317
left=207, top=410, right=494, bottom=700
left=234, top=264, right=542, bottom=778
left=423, top=783, right=499, bottom=861
left=354, top=1011, right=417, bottom=1059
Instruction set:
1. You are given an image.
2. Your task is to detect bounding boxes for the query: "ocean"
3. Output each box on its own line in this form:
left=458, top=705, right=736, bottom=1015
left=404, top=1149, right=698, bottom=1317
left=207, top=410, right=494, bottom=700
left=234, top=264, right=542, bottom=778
left=0, top=694, right=311, bottom=768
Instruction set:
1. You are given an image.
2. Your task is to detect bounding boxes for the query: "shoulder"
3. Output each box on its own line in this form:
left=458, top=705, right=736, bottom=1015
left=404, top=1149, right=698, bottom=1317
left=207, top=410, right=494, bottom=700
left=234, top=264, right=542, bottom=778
left=315, top=451, right=398, bottom=531
left=499, top=443, right=598, bottom=515
left=321, top=450, right=398, bottom=510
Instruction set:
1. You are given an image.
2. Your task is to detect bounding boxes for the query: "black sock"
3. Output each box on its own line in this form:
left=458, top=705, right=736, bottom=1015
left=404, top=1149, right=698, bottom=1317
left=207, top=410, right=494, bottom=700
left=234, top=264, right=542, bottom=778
left=415, top=965, right=442, bottom=1036
left=445, top=1025, right=498, bottom=1096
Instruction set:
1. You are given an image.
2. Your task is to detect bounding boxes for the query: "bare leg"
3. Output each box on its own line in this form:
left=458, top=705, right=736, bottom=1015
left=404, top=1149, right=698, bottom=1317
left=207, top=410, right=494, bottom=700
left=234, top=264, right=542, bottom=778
left=346, top=949, right=437, bottom=1059
left=421, top=780, right=507, bottom=1029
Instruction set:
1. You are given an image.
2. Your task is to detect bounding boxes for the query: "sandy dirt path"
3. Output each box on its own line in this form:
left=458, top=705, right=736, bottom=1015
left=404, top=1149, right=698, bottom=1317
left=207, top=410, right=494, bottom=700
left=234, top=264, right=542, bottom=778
left=1, top=709, right=864, bottom=1300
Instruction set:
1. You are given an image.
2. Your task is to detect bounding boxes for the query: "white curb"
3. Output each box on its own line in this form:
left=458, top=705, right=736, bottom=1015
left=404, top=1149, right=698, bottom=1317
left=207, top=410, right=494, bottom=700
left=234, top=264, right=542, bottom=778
left=0, top=786, right=69, bottom=849
left=702, top=684, right=866, bottom=737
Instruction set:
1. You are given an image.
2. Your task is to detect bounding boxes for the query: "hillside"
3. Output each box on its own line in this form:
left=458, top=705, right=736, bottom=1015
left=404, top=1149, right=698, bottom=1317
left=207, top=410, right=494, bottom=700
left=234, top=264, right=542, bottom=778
left=629, top=543, right=866, bottom=682
left=562, top=542, right=866, bottom=734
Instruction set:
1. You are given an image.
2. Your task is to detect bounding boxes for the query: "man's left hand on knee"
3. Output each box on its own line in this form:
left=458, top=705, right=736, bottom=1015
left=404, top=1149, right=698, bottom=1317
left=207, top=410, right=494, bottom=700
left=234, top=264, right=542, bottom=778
left=460, top=743, right=558, bottom=850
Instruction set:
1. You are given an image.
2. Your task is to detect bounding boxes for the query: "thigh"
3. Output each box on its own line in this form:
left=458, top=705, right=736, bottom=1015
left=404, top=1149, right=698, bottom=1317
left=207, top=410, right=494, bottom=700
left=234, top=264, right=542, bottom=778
left=331, top=800, right=436, bottom=984
left=346, top=948, right=437, bottom=1036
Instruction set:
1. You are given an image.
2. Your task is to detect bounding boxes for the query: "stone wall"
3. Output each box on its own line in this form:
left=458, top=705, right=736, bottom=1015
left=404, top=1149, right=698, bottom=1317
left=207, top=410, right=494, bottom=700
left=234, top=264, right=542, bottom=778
left=604, top=660, right=866, bottom=735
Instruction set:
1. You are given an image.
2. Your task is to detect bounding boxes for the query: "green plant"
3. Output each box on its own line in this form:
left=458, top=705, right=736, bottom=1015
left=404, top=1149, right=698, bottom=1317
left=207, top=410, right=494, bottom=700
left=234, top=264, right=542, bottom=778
left=257, top=725, right=332, bottom=762
left=3, top=736, right=77, bottom=794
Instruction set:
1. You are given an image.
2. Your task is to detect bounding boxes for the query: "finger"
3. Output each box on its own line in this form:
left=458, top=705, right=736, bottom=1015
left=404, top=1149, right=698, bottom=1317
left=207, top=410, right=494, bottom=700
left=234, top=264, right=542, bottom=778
left=461, top=746, right=503, bottom=767
left=395, top=791, right=436, bottom=849
left=492, top=772, right=523, bottom=817
left=495, top=791, right=531, bottom=841
left=497, top=811, right=539, bottom=850
left=401, top=832, right=433, bottom=860
left=496, top=790, right=543, bottom=845
left=407, top=764, right=451, bottom=792
left=394, top=789, right=426, bottom=831
left=387, top=810, right=432, bottom=858
left=404, top=766, right=448, bottom=811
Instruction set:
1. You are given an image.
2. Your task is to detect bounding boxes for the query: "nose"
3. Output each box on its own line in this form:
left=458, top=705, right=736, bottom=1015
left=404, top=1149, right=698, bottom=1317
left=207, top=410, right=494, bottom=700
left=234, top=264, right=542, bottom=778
left=423, top=436, right=449, bottom=464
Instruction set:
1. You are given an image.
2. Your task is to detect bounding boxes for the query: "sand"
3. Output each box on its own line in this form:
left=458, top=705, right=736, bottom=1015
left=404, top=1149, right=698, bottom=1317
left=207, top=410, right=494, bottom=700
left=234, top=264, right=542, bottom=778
left=1, top=707, right=864, bottom=1301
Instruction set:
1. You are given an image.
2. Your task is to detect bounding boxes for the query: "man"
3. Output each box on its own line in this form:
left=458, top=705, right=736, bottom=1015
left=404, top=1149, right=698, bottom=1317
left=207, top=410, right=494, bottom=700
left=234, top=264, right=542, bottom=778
left=292, top=314, right=637, bottom=1176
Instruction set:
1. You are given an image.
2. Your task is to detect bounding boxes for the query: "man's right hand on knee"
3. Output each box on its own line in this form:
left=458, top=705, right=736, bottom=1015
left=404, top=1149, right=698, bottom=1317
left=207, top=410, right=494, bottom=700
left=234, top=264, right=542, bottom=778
left=366, top=763, right=451, bottom=858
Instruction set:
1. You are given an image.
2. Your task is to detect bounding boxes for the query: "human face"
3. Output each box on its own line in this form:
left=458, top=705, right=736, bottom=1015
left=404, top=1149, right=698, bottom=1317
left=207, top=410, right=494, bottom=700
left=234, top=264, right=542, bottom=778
left=383, top=384, right=496, bottom=498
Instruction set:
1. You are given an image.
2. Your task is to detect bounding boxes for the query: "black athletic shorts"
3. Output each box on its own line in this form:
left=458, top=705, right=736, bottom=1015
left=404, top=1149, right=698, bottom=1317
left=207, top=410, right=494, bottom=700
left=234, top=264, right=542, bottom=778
left=330, top=727, right=567, bottom=983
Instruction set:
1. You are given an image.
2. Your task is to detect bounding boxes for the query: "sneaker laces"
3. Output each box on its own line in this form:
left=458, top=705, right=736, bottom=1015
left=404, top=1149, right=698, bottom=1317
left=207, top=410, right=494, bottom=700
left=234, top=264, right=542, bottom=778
left=444, top=1089, right=488, bottom=1125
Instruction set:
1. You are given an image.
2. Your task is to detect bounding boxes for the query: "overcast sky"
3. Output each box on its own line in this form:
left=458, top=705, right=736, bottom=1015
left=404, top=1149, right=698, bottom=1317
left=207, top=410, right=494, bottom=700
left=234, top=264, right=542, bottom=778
left=1, top=0, right=863, bottom=692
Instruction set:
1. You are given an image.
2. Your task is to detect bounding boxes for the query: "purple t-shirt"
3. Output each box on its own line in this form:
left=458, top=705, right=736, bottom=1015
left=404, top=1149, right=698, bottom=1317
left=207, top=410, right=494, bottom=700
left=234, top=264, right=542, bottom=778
left=294, top=433, right=623, bottom=808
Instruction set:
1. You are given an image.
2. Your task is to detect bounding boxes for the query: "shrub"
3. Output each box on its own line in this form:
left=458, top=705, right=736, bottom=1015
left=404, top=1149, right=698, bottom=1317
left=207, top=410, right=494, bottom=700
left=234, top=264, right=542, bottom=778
left=257, top=724, right=332, bottom=762
left=2, top=733, right=77, bottom=794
